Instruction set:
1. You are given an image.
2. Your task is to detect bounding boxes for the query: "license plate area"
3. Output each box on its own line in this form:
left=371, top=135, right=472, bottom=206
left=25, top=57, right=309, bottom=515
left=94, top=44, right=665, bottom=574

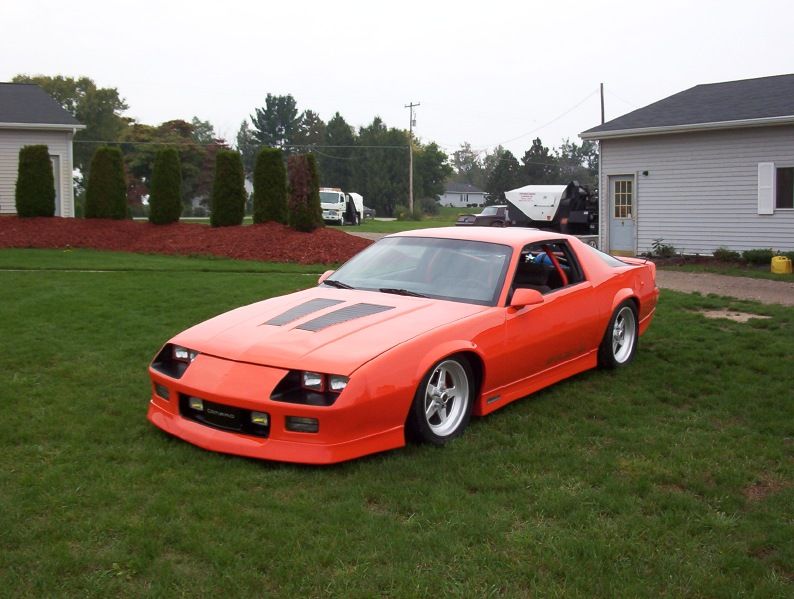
left=179, top=394, right=270, bottom=438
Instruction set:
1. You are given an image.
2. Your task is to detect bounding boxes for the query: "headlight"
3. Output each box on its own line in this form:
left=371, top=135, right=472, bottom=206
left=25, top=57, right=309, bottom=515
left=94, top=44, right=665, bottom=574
left=173, top=345, right=199, bottom=363
left=273, top=371, right=349, bottom=406
left=328, top=375, right=348, bottom=392
left=302, top=371, right=324, bottom=391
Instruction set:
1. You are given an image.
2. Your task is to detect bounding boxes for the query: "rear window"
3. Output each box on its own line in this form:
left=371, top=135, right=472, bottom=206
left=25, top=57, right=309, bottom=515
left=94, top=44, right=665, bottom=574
left=581, top=243, right=629, bottom=267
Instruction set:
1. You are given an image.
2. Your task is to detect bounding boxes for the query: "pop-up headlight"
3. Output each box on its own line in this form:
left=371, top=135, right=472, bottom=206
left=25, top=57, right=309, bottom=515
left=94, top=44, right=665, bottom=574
left=272, top=371, right=349, bottom=406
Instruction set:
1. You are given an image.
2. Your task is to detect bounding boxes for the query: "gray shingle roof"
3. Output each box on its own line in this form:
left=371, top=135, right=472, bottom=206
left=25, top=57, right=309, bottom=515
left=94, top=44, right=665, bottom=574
left=444, top=182, right=486, bottom=194
left=582, top=74, right=794, bottom=137
left=0, top=83, right=82, bottom=126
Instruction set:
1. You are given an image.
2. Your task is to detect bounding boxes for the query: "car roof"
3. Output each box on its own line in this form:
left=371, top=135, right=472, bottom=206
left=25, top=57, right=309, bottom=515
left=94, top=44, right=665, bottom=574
left=389, top=226, right=574, bottom=249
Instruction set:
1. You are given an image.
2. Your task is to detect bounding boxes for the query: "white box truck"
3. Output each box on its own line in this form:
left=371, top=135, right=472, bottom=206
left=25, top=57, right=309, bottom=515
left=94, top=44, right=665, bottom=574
left=320, top=188, right=364, bottom=225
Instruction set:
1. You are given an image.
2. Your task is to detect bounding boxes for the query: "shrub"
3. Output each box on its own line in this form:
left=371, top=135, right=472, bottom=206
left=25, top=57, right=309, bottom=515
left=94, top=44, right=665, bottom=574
left=287, top=154, right=323, bottom=232
left=252, top=148, right=287, bottom=224
left=651, top=238, right=676, bottom=258
left=306, top=153, right=324, bottom=227
left=783, top=251, right=794, bottom=263
left=742, top=248, right=774, bottom=265
left=419, top=197, right=440, bottom=216
left=713, top=246, right=741, bottom=262
left=85, top=146, right=127, bottom=219
left=15, top=145, right=55, bottom=217
left=148, top=148, right=182, bottom=224
left=394, top=204, right=422, bottom=221
left=210, top=150, right=246, bottom=227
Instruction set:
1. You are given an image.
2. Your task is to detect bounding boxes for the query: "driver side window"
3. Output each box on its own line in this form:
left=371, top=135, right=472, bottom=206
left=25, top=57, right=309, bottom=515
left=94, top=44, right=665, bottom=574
left=509, top=240, right=585, bottom=298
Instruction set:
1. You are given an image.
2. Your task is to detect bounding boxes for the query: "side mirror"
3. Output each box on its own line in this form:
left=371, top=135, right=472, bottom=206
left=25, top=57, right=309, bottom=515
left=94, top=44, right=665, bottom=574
left=510, top=288, right=544, bottom=308
left=318, top=270, right=334, bottom=284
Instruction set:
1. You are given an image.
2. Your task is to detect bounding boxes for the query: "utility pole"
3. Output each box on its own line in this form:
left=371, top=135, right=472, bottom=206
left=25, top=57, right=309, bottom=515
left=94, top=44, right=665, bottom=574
left=600, top=83, right=605, bottom=124
left=405, top=101, right=420, bottom=213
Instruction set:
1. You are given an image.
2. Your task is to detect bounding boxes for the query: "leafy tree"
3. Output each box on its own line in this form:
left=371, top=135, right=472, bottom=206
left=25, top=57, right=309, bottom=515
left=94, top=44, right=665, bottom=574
left=190, top=117, right=216, bottom=144
left=236, top=120, right=258, bottom=175
left=294, top=110, right=326, bottom=148
left=520, top=137, right=557, bottom=185
left=15, top=145, right=55, bottom=217
left=287, top=154, right=323, bottom=232
left=148, top=148, right=182, bottom=224
left=12, top=74, right=129, bottom=174
left=485, top=149, right=521, bottom=204
left=250, top=94, right=302, bottom=153
left=252, top=148, right=287, bottom=224
left=554, top=139, right=599, bottom=190
left=450, top=142, right=485, bottom=187
left=352, top=117, right=409, bottom=216
left=210, top=150, right=246, bottom=227
left=318, top=112, right=355, bottom=189
left=85, top=146, right=127, bottom=219
left=413, top=141, right=452, bottom=199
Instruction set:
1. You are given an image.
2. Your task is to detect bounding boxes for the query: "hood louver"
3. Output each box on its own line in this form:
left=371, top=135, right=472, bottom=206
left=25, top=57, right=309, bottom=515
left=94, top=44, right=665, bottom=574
left=262, top=298, right=344, bottom=327
left=297, top=303, right=395, bottom=332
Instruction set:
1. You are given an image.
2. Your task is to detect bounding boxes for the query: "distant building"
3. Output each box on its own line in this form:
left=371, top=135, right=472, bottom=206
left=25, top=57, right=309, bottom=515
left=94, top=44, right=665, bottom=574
left=581, top=74, right=794, bottom=255
left=0, top=83, right=85, bottom=217
left=438, top=182, right=487, bottom=208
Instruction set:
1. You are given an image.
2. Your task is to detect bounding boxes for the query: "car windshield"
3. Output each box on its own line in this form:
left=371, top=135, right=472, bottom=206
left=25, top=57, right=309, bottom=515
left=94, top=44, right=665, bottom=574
left=326, top=237, right=512, bottom=306
left=480, top=206, right=499, bottom=216
left=320, top=191, right=343, bottom=204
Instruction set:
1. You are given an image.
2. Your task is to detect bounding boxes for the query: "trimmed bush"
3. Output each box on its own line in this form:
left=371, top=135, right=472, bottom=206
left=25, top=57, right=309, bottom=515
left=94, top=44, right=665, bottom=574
left=15, top=145, right=55, bottom=217
left=713, top=246, right=741, bottom=262
left=85, top=147, right=127, bottom=219
left=306, top=153, right=324, bottom=227
left=742, top=248, right=774, bottom=265
left=148, top=148, right=183, bottom=224
left=252, top=148, right=287, bottom=224
left=210, top=150, right=246, bottom=227
left=287, top=154, right=323, bottom=232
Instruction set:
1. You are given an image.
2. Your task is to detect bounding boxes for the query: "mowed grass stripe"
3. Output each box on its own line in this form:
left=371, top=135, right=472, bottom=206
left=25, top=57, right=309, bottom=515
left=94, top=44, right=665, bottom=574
left=0, top=249, right=792, bottom=597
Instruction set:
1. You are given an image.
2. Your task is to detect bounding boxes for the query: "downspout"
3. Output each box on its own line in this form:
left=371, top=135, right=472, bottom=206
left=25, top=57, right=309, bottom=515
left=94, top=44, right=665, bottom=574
left=68, top=127, right=76, bottom=218
left=598, top=140, right=604, bottom=250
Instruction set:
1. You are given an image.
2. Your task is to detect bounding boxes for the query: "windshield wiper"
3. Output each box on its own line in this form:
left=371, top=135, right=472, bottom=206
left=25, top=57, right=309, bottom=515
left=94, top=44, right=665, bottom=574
left=323, top=279, right=354, bottom=290
left=379, top=287, right=428, bottom=298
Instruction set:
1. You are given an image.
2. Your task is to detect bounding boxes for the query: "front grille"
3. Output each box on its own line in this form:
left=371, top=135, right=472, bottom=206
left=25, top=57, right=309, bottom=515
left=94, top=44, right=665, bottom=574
left=179, top=395, right=270, bottom=438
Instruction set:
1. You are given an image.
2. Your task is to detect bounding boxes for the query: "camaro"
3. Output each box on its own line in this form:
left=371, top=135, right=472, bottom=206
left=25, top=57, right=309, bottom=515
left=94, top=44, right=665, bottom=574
left=147, top=227, right=659, bottom=464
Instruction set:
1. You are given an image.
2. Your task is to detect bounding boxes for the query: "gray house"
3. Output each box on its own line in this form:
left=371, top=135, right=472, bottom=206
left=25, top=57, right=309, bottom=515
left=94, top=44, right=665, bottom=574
left=0, top=83, right=85, bottom=217
left=438, top=182, right=487, bottom=208
left=581, top=74, right=794, bottom=255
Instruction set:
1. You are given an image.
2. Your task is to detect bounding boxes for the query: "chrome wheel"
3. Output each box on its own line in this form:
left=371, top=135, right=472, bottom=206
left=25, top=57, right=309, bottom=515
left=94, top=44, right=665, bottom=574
left=423, top=359, right=470, bottom=437
left=612, top=305, right=637, bottom=364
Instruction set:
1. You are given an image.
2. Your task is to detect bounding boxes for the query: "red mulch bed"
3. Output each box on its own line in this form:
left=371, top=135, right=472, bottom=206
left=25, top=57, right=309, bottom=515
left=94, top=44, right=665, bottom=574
left=0, top=217, right=372, bottom=264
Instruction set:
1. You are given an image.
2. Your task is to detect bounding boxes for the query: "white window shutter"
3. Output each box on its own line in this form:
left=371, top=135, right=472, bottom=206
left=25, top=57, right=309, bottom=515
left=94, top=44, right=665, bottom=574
left=758, top=162, right=775, bottom=215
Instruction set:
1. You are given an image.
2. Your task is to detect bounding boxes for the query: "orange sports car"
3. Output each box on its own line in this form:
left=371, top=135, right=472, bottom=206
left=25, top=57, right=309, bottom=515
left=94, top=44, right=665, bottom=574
left=147, top=227, right=658, bottom=464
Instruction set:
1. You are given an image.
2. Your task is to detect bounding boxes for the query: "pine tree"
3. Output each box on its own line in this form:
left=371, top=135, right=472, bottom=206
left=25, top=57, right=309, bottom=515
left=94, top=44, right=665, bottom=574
left=85, top=146, right=127, bottom=219
left=210, top=150, right=246, bottom=227
left=252, top=148, right=287, bottom=224
left=148, top=148, right=183, bottom=224
left=15, top=145, right=55, bottom=217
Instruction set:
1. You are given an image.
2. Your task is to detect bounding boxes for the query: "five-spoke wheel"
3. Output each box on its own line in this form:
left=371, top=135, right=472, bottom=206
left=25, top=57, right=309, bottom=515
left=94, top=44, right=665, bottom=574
left=598, top=300, right=638, bottom=369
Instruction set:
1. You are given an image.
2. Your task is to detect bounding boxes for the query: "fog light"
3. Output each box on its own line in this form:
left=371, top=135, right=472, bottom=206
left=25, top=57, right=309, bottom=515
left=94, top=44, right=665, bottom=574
left=189, top=397, right=204, bottom=411
left=154, top=383, right=170, bottom=400
left=302, top=371, right=324, bottom=391
left=328, top=375, right=348, bottom=393
left=285, top=416, right=319, bottom=433
left=251, top=411, right=269, bottom=426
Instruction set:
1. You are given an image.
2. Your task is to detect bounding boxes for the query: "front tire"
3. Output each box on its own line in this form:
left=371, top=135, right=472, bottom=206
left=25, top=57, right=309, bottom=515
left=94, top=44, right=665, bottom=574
left=598, top=300, right=638, bottom=369
left=407, top=356, right=474, bottom=445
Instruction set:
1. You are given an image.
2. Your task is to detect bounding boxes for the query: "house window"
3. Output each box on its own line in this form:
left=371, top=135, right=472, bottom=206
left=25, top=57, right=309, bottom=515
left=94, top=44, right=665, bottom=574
left=613, top=180, right=633, bottom=218
left=777, top=167, right=794, bottom=209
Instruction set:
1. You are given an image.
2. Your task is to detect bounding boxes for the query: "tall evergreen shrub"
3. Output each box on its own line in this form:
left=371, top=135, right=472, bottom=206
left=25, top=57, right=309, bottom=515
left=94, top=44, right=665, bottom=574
left=252, top=148, right=287, bottom=224
left=149, top=148, right=183, bottom=224
left=15, top=145, right=55, bottom=217
left=306, top=153, right=324, bottom=227
left=210, top=150, right=246, bottom=227
left=85, top=146, right=127, bottom=219
left=287, top=154, right=323, bottom=232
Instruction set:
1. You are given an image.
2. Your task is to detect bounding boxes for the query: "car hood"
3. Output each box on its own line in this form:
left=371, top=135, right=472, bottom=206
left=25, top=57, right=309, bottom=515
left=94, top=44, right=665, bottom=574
left=170, top=287, right=488, bottom=374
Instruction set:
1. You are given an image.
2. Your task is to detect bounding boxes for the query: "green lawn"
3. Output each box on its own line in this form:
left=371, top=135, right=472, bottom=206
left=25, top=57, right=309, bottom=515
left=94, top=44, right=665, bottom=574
left=660, top=262, right=794, bottom=282
left=1, top=249, right=792, bottom=597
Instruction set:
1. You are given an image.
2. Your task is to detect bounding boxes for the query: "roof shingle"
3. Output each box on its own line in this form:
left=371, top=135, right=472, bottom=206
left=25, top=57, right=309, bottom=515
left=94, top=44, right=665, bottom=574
left=0, top=83, right=82, bottom=126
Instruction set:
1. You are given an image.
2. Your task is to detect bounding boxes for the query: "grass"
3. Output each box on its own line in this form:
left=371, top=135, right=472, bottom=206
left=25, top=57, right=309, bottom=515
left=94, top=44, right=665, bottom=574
left=660, top=261, right=794, bottom=282
left=1, top=249, right=793, bottom=597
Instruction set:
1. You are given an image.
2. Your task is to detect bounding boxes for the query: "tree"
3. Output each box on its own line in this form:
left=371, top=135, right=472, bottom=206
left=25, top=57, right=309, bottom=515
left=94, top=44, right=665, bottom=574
left=352, top=117, right=409, bottom=216
left=12, top=74, right=129, bottom=174
left=15, top=145, right=56, bottom=217
left=252, top=148, right=287, bottom=224
left=148, top=148, right=182, bottom=224
left=413, top=141, right=452, bottom=200
left=85, top=146, right=127, bottom=219
left=485, top=149, right=521, bottom=204
left=235, top=120, right=258, bottom=175
left=190, top=117, right=216, bottom=144
left=287, top=154, right=323, bottom=232
left=306, top=153, right=323, bottom=227
left=555, top=139, right=598, bottom=190
left=210, top=150, right=246, bottom=227
left=250, top=94, right=302, bottom=153
left=294, top=110, right=326, bottom=148
left=318, top=112, right=355, bottom=189
left=520, top=137, right=557, bottom=185
left=450, top=142, right=484, bottom=187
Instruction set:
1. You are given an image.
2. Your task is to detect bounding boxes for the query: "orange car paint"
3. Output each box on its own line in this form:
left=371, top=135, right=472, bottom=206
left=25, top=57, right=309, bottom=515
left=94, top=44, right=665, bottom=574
left=147, top=227, right=658, bottom=464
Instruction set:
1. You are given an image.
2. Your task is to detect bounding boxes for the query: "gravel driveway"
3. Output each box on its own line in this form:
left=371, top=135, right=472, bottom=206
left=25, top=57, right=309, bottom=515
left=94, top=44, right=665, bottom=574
left=346, top=231, right=794, bottom=306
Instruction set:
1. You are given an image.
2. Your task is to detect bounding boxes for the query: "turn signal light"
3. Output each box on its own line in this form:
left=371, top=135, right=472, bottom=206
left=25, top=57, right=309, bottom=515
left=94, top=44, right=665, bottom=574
left=285, top=416, right=319, bottom=433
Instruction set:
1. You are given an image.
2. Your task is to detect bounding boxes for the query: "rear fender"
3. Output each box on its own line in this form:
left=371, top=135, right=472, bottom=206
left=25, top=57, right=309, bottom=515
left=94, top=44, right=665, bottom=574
left=611, top=288, right=638, bottom=313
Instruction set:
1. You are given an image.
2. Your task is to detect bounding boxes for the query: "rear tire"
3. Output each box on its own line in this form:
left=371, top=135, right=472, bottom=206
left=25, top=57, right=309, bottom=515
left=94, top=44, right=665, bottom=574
left=407, top=356, right=474, bottom=445
left=598, top=300, right=638, bottom=369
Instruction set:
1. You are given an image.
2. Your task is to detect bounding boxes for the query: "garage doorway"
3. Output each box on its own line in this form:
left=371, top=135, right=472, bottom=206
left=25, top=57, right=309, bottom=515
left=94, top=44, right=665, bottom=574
left=608, top=175, right=635, bottom=255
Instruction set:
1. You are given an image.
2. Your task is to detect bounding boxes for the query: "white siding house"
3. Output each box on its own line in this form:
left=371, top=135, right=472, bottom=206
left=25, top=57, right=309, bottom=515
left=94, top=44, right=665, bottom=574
left=0, top=83, right=84, bottom=217
left=438, top=183, right=487, bottom=208
left=581, top=74, right=794, bottom=255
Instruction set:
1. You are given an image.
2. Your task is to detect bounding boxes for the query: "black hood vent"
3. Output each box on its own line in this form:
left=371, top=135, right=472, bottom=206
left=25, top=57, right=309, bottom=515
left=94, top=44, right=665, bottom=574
left=263, top=298, right=344, bottom=327
left=296, top=303, right=395, bottom=332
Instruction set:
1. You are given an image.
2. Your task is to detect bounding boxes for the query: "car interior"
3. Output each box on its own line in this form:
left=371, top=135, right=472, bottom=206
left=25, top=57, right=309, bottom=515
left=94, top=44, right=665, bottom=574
left=509, top=241, right=584, bottom=300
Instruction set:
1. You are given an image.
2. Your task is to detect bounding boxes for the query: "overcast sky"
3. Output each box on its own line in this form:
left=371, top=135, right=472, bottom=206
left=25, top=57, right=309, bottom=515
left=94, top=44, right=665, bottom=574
left=3, top=0, right=793, bottom=158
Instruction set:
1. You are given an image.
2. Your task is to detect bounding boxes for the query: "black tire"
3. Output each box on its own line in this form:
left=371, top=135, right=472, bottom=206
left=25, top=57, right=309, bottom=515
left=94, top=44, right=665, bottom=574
left=598, top=300, right=639, bottom=369
left=406, top=356, right=474, bottom=445
left=490, top=220, right=504, bottom=227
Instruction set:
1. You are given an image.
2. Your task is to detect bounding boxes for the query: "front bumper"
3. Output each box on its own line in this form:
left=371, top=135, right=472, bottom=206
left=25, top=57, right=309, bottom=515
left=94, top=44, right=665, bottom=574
left=147, top=354, right=405, bottom=464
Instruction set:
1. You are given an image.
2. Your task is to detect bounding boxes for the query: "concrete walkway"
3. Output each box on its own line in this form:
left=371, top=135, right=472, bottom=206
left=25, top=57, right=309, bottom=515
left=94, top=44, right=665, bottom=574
left=656, top=270, right=794, bottom=306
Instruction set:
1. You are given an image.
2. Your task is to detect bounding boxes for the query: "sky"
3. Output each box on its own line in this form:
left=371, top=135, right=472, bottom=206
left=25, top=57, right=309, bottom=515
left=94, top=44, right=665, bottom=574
left=2, top=0, right=794, bottom=159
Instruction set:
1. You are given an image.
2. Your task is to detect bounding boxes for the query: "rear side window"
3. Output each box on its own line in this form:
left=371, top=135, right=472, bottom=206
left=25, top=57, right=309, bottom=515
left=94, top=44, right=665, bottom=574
left=580, top=243, right=629, bottom=267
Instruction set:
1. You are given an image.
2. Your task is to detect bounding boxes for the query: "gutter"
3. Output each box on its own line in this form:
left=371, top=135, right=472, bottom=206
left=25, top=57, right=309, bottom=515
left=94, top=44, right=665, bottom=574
left=579, top=114, right=794, bottom=140
left=0, top=122, right=87, bottom=132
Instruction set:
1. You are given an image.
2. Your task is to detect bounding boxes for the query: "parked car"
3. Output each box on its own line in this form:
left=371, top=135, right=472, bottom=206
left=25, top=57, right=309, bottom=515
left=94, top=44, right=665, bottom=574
left=363, top=205, right=376, bottom=219
left=455, top=205, right=508, bottom=227
left=147, top=227, right=658, bottom=464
